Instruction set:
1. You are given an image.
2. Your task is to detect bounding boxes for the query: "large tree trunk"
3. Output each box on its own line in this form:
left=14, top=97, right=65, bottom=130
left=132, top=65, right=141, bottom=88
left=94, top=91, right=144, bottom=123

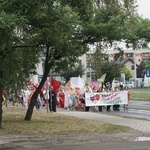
left=24, top=61, right=51, bottom=121
left=0, top=71, right=3, bottom=128
left=24, top=47, right=52, bottom=121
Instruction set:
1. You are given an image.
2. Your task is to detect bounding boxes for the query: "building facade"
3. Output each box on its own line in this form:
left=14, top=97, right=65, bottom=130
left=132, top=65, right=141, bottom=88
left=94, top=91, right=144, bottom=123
left=80, top=47, right=150, bottom=80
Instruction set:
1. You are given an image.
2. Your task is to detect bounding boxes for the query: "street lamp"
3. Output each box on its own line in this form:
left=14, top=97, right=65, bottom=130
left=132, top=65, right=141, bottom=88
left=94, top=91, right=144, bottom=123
left=134, top=49, right=137, bottom=87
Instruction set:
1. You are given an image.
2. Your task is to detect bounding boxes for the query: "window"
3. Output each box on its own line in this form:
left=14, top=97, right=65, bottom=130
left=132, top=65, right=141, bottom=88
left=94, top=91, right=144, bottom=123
left=143, top=53, right=150, bottom=57
left=131, top=65, right=134, bottom=70
left=126, top=53, right=133, bottom=57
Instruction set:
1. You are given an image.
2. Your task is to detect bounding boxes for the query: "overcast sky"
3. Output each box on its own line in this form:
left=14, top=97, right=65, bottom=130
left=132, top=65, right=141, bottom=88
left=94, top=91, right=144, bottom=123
left=137, top=0, right=150, bottom=19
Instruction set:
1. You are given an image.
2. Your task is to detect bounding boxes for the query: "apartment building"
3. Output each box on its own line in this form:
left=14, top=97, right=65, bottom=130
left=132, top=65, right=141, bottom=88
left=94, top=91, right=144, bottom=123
left=81, top=47, right=150, bottom=79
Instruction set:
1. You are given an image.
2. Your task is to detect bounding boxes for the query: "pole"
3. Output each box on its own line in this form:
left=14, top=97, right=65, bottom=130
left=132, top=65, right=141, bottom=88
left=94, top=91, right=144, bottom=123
left=148, top=77, right=149, bottom=88
left=49, top=70, right=52, bottom=113
left=50, top=72, right=52, bottom=113
left=46, top=89, right=49, bottom=113
left=50, top=88, right=52, bottom=112
left=148, top=69, right=150, bottom=88
left=134, top=49, right=137, bottom=88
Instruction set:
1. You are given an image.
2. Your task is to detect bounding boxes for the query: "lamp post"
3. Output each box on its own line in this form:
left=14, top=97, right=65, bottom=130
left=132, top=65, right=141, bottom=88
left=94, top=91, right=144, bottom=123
left=134, top=49, right=137, bottom=87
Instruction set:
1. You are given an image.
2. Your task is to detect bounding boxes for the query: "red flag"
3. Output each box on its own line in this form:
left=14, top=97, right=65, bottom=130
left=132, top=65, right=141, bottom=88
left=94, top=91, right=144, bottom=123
left=51, top=77, right=61, bottom=94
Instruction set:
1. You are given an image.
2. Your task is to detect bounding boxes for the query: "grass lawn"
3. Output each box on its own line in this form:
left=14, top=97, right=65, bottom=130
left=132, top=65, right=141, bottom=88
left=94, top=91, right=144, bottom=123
left=0, top=106, right=128, bottom=135
left=130, top=88, right=150, bottom=100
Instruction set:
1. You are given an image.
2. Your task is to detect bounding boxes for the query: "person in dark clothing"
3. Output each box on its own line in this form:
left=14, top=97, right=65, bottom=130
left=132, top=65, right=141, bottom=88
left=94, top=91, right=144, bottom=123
left=82, top=93, right=90, bottom=112
left=106, top=105, right=111, bottom=111
left=120, top=81, right=124, bottom=91
left=105, top=84, right=111, bottom=112
left=49, top=86, right=57, bottom=112
left=113, top=82, right=123, bottom=111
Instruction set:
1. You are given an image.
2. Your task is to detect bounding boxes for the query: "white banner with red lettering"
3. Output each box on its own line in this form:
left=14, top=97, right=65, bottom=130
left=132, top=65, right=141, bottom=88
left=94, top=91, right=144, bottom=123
left=85, top=91, right=128, bottom=106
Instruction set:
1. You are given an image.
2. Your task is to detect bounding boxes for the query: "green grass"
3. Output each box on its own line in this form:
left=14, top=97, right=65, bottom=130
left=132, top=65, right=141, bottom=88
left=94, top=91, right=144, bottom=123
left=130, top=88, right=150, bottom=100
left=0, top=106, right=128, bottom=135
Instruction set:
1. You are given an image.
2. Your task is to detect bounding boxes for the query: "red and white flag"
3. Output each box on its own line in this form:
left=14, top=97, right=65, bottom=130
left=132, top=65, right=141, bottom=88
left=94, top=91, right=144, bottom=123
left=50, top=77, right=61, bottom=94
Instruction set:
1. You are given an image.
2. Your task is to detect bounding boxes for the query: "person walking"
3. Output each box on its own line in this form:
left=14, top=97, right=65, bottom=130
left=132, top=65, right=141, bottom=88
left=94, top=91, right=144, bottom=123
left=49, top=86, right=57, bottom=112
left=22, top=87, right=30, bottom=108
left=58, top=89, right=65, bottom=108
left=124, top=86, right=130, bottom=111
left=70, top=88, right=78, bottom=111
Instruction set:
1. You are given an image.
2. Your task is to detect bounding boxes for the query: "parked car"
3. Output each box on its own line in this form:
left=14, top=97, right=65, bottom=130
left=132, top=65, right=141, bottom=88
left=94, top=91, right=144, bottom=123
left=114, top=80, right=120, bottom=87
left=124, top=81, right=134, bottom=88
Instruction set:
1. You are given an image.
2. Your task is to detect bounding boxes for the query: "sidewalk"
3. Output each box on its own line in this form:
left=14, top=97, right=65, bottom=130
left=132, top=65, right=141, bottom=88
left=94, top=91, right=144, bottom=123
left=57, top=108, right=150, bottom=134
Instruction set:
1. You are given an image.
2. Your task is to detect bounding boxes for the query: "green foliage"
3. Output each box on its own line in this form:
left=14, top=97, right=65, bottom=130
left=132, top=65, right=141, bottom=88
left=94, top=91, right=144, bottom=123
left=82, top=0, right=137, bottom=44
left=0, top=0, right=94, bottom=121
left=60, top=64, right=84, bottom=82
left=100, top=61, right=123, bottom=83
left=114, top=48, right=124, bottom=61
left=122, top=67, right=133, bottom=80
left=91, top=44, right=102, bottom=80
left=1, top=48, right=40, bottom=91
left=123, top=17, right=150, bottom=49
left=0, top=0, right=90, bottom=84
left=141, top=60, right=150, bottom=77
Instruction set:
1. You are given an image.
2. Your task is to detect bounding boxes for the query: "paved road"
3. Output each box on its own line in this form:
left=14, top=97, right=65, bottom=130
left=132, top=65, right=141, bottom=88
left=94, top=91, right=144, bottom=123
left=119, top=100, right=150, bottom=120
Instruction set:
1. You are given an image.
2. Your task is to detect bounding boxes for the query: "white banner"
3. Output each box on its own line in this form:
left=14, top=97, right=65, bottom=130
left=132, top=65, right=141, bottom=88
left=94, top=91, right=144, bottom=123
left=85, top=91, right=128, bottom=106
left=70, top=77, right=85, bottom=89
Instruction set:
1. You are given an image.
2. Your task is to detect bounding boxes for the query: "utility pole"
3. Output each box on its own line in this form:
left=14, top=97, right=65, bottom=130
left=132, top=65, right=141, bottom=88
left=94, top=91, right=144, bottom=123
left=134, top=49, right=137, bottom=87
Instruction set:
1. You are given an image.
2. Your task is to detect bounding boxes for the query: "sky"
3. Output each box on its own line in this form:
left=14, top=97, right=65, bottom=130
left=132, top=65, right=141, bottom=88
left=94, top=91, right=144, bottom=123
left=137, top=0, right=150, bottom=19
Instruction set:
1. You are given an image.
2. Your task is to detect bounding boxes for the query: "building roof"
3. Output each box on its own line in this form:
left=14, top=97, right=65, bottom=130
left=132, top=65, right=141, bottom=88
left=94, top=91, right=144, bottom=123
left=117, top=58, right=139, bottom=67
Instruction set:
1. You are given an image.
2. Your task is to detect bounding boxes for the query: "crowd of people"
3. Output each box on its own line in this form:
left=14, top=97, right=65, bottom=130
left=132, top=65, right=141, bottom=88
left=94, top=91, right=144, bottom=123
left=2, top=80, right=130, bottom=113
left=57, top=82, right=130, bottom=112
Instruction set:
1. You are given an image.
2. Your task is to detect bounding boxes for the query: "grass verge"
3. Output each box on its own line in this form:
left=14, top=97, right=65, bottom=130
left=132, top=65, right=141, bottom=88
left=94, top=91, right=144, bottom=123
left=130, top=88, right=150, bottom=100
left=0, top=106, right=128, bottom=135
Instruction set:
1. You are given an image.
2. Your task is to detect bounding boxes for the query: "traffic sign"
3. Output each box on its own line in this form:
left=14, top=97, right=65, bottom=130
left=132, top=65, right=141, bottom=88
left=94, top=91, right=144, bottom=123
left=146, top=69, right=150, bottom=77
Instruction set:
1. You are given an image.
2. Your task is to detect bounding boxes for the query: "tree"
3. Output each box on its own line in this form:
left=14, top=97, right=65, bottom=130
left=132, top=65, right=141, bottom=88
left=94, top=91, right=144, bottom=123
left=0, top=0, right=94, bottom=123
left=82, top=0, right=137, bottom=44
left=141, top=60, right=150, bottom=77
left=124, top=17, right=150, bottom=49
left=60, top=63, right=84, bottom=82
left=100, top=61, right=123, bottom=83
left=2, top=48, right=40, bottom=102
left=122, top=67, right=133, bottom=80
left=91, top=43, right=103, bottom=80
left=23, top=1, right=92, bottom=120
left=0, top=9, right=31, bottom=128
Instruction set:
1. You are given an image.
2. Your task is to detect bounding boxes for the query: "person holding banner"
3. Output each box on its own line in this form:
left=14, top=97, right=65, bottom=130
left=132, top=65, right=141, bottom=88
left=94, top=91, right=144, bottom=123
left=113, top=87, right=120, bottom=111
left=84, top=86, right=92, bottom=112
left=97, top=87, right=103, bottom=112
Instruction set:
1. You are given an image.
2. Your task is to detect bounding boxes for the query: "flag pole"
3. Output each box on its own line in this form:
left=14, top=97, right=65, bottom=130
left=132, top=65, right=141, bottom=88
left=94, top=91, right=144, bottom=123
left=46, top=88, right=49, bottom=113
left=49, top=70, right=52, bottom=113
left=50, top=78, right=53, bottom=113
